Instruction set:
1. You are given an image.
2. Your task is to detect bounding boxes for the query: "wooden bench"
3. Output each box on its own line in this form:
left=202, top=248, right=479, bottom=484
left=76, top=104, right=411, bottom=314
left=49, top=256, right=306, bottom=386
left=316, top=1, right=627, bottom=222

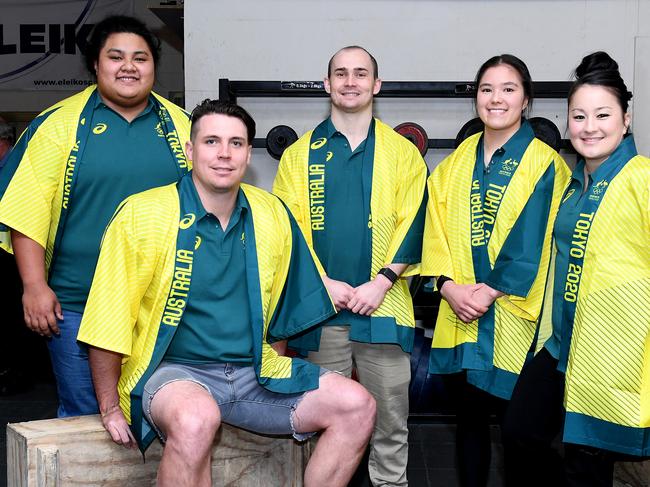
left=8, top=415, right=648, bottom=486
left=7, top=415, right=310, bottom=486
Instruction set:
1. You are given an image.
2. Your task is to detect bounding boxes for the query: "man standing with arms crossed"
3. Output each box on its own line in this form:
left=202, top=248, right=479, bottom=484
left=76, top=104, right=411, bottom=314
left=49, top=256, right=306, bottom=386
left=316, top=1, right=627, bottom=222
left=78, top=99, right=376, bottom=487
left=274, top=46, right=428, bottom=486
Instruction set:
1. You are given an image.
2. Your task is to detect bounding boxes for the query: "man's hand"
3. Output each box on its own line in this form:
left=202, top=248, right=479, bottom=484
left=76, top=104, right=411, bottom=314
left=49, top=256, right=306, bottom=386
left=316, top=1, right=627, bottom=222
left=348, top=275, right=392, bottom=316
left=11, top=229, right=62, bottom=337
left=439, top=281, right=489, bottom=323
left=89, top=347, right=134, bottom=448
left=322, top=275, right=355, bottom=311
left=22, top=281, right=62, bottom=337
left=101, top=405, right=137, bottom=449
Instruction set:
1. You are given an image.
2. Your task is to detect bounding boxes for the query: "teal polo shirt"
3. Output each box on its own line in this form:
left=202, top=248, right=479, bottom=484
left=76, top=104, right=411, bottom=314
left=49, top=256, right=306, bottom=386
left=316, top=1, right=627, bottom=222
left=50, top=94, right=180, bottom=312
left=313, top=118, right=374, bottom=287
left=165, top=176, right=253, bottom=365
left=474, top=120, right=554, bottom=297
left=544, top=162, right=586, bottom=363
left=312, top=119, right=374, bottom=328
left=544, top=136, right=637, bottom=370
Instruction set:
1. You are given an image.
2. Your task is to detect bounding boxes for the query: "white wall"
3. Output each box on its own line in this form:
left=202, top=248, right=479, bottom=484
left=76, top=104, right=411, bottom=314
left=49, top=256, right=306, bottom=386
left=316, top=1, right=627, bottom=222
left=185, top=0, right=649, bottom=190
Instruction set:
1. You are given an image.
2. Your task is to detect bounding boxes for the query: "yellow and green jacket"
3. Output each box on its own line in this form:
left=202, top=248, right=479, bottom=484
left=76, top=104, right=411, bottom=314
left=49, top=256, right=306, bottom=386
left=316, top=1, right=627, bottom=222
left=422, top=127, right=570, bottom=398
left=0, top=85, right=191, bottom=267
left=542, top=136, right=650, bottom=456
left=273, top=118, right=428, bottom=353
left=77, top=176, right=334, bottom=450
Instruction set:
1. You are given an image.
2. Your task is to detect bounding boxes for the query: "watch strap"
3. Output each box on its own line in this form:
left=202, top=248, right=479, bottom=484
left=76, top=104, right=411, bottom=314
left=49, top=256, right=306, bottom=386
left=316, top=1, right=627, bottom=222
left=377, top=267, right=399, bottom=284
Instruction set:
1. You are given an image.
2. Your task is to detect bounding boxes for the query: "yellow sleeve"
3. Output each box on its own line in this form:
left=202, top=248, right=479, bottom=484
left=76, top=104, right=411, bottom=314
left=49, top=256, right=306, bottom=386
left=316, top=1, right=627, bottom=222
left=387, top=142, right=428, bottom=277
left=273, top=145, right=305, bottom=228
left=0, top=121, right=65, bottom=251
left=273, top=140, right=326, bottom=276
left=77, top=198, right=158, bottom=356
left=421, top=162, right=454, bottom=279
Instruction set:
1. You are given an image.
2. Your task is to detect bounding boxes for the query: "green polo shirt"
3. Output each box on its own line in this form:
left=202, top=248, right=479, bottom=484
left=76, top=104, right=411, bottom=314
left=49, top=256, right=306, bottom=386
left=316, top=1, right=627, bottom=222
left=49, top=94, right=180, bottom=312
left=544, top=136, right=637, bottom=369
left=164, top=177, right=252, bottom=364
left=311, top=118, right=374, bottom=329
left=544, top=163, right=586, bottom=363
left=474, top=120, right=554, bottom=297
left=313, top=118, right=374, bottom=287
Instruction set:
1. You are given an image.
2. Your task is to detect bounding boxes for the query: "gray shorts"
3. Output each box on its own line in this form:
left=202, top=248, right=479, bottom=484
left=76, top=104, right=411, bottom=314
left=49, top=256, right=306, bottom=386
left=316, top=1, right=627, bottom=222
left=142, top=361, right=325, bottom=442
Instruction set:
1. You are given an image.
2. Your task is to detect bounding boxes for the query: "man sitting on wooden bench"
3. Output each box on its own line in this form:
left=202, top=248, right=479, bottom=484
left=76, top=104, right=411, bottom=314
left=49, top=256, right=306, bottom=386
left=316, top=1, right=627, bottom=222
left=77, top=99, right=376, bottom=487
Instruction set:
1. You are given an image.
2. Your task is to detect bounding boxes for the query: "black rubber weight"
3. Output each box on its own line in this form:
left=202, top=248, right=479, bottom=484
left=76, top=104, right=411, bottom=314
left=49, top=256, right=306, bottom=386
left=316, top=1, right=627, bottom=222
left=529, top=117, right=562, bottom=151
left=266, top=125, right=298, bottom=160
left=454, top=117, right=484, bottom=148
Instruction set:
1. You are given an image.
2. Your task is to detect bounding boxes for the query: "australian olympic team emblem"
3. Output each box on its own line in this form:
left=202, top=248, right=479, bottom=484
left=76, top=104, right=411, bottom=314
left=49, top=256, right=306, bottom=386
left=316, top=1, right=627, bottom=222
left=592, top=179, right=608, bottom=194
left=499, top=158, right=519, bottom=176
left=589, top=180, right=609, bottom=201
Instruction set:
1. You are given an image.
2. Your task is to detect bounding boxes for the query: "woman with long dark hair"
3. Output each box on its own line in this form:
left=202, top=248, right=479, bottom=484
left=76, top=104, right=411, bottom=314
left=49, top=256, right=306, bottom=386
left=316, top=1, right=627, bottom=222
left=422, top=54, right=570, bottom=486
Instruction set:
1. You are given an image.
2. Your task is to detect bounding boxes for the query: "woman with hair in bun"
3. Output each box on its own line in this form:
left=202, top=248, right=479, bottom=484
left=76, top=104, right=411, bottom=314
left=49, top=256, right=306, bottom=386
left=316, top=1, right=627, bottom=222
left=502, top=51, right=650, bottom=487
left=0, top=15, right=190, bottom=417
left=422, top=55, right=570, bottom=486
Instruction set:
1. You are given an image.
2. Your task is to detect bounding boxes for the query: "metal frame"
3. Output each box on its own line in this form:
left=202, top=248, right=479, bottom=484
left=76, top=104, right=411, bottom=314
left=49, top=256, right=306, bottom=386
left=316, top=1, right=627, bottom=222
left=218, top=79, right=574, bottom=151
left=218, top=79, right=573, bottom=101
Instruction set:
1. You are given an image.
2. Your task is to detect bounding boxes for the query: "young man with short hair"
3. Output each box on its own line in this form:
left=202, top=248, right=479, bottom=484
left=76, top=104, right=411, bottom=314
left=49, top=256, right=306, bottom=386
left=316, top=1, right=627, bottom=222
left=273, top=47, right=428, bottom=486
left=78, top=99, right=376, bottom=487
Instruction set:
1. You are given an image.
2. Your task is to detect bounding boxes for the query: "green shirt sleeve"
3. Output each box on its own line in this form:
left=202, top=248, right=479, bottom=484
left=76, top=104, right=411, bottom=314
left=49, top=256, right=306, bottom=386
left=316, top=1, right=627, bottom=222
left=393, top=188, right=428, bottom=263
left=266, top=209, right=335, bottom=342
left=485, top=162, right=555, bottom=298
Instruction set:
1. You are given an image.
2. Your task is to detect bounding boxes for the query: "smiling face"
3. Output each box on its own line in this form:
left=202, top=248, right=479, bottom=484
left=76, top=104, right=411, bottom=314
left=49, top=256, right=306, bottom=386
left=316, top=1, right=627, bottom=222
left=186, top=113, right=252, bottom=198
left=324, top=48, right=381, bottom=114
left=94, top=32, right=155, bottom=116
left=568, top=84, right=630, bottom=168
left=476, top=63, right=528, bottom=137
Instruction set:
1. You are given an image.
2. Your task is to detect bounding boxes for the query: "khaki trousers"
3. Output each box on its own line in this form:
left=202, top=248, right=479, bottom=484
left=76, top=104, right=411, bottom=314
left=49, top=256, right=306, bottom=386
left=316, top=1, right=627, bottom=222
left=308, top=325, right=410, bottom=487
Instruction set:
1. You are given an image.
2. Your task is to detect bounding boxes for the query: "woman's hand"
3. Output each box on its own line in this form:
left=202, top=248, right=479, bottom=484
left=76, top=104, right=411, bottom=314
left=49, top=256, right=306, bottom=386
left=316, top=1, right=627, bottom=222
left=439, top=281, right=489, bottom=323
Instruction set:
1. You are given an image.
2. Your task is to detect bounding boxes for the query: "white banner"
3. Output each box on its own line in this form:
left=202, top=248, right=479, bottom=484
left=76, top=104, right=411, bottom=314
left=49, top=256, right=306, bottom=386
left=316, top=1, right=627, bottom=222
left=0, top=0, right=134, bottom=91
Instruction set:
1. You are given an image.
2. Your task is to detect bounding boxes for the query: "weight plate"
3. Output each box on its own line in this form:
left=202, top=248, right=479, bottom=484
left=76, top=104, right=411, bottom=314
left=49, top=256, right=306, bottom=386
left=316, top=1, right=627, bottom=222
left=266, top=125, right=298, bottom=160
left=394, top=122, right=429, bottom=157
left=454, top=117, right=484, bottom=148
left=529, top=117, right=562, bottom=152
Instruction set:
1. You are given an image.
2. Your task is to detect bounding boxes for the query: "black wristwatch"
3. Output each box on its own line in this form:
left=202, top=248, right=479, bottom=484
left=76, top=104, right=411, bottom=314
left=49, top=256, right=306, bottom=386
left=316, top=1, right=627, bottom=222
left=377, top=267, right=399, bottom=285
left=436, top=275, right=453, bottom=292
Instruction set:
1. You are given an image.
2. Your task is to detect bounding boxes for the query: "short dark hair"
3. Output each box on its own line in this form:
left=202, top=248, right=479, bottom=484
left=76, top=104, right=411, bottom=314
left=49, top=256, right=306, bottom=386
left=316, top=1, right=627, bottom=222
left=190, top=99, right=256, bottom=143
left=327, top=46, right=379, bottom=79
left=84, top=15, right=161, bottom=77
left=568, top=51, right=632, bottom=113
left=474, top=54, right=534, bottom=116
